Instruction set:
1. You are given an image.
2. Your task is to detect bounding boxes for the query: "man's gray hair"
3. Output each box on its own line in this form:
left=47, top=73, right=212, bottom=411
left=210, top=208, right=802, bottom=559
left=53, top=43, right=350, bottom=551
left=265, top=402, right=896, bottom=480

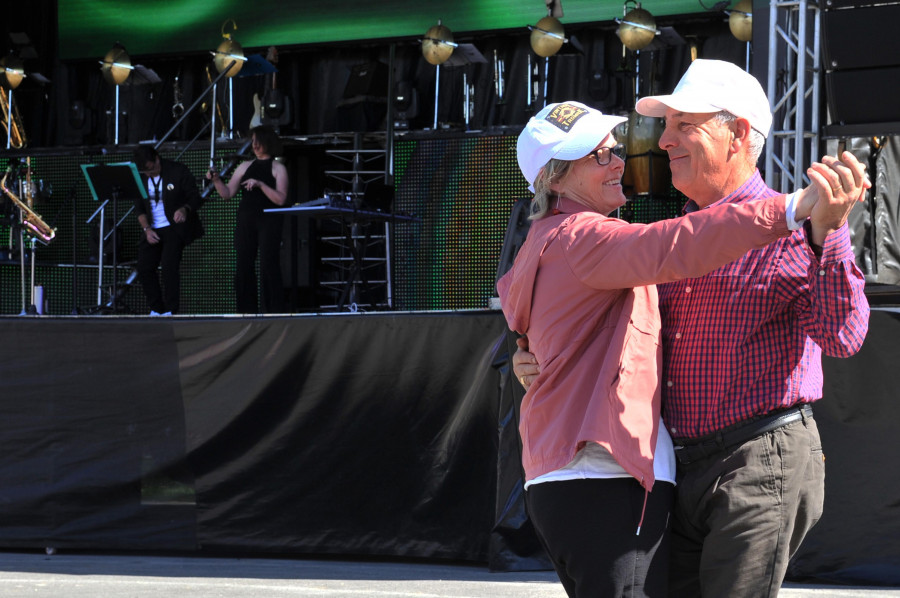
left=714, top=110, right=765, bottom=163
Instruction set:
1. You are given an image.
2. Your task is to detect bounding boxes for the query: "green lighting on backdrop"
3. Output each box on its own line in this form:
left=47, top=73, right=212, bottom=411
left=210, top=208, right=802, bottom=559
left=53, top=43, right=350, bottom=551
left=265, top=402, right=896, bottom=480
left=59, top=0, right=707, bottom=60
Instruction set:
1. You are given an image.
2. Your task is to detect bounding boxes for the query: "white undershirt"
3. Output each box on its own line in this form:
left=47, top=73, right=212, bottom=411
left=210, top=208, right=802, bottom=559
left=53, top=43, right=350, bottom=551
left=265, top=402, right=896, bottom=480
left=525, top=418, right=676, bottom=489
left=148, top=176, right=170, bottom=229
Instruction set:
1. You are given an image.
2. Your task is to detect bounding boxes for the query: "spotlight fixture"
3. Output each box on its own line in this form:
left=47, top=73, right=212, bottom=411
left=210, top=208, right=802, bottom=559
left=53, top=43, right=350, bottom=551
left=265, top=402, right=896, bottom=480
left=212, top=19, right=246, bottom=77
left=728, top=0, right=753, bottom=42
left=99, top=43, right=133, bottom=86
left=0, top=55, right=26, bottom=90
left=422, top=21, right=458, bottom=66
left=529, top=16, right=567, bottom=58
left=616, top=1, right=658, bottom=52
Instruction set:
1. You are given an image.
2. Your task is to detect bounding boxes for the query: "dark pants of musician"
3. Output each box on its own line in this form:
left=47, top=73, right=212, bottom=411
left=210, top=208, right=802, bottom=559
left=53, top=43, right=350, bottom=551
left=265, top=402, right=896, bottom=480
left=136, top=226, right=185, bottom=314
left=234, top=209, right=284, bottom=313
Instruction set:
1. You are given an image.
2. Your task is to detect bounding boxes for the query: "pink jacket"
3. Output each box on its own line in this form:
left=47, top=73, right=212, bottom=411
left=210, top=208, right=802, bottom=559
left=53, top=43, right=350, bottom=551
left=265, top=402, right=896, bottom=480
left=496, top=195, right=791, bottom=490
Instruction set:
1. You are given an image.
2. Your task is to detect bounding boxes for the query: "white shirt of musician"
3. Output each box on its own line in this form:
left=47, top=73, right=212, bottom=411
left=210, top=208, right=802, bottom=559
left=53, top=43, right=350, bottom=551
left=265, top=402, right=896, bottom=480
left=148, top=175, right=171, bottom=229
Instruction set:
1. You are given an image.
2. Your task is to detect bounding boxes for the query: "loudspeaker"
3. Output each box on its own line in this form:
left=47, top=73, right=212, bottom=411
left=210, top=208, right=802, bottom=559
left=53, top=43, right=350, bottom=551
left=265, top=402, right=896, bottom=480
left=823, top=4, right=900, bottom=126
left=64, top=100, right=92, bottom=146
left=342, top=62, right=388, bottom=99
left=825, top=69, right=900, bottom=126
left=280, top=214, right=314, bottom=288
left=337, top=62, right=389, bottom=132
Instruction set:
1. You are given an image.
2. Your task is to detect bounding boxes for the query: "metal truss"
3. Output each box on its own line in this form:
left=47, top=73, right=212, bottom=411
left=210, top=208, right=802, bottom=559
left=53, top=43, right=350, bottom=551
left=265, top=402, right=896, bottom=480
left=764, top=0, right=822, bottom=193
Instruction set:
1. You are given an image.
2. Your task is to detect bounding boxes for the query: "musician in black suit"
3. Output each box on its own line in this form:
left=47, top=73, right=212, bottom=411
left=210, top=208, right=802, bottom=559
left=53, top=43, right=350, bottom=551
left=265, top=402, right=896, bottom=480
left=133, top=145, right=204, bottom=315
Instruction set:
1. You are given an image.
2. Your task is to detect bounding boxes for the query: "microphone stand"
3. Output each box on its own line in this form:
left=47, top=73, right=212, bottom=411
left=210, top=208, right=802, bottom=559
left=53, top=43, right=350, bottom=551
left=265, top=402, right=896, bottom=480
left=110, top=185, right=120, bottom=309
left=70, top=187, right=79, bottom=314
left=86, top=199, right=109, bottom=309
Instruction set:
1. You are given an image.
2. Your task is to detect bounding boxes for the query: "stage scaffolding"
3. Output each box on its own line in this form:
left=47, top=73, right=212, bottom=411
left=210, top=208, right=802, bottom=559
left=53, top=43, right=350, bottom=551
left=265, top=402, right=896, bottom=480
left=765, top=0, right=822, bottom=193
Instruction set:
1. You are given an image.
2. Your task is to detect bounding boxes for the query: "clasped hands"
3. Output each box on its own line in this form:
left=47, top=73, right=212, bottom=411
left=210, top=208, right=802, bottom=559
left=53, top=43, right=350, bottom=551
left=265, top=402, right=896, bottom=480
left=799, top=151, right=871, bottom=245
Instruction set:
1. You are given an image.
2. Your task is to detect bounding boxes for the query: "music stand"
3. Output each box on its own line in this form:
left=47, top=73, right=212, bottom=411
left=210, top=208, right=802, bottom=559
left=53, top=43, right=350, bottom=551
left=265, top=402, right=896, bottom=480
left=80, top=162, right=146, bottom=313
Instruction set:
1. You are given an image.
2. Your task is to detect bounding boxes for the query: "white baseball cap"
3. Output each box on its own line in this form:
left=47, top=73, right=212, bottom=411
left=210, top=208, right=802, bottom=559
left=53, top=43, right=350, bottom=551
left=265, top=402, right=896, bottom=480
left=517, top=101, right=627, bottom=192
left=635, top=59, right=772, bottom=137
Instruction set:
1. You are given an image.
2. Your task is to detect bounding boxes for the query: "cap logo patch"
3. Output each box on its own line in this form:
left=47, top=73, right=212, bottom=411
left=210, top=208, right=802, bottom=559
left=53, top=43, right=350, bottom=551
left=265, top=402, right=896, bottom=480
left=544, top=104, right=588, bottom=132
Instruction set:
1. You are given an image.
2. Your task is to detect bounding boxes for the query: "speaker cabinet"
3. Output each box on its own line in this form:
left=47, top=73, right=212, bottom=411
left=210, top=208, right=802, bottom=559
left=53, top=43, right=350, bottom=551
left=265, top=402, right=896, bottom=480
left=280, top=214, right=314, bottom=288
left=824, top=4, right=900, bottom=127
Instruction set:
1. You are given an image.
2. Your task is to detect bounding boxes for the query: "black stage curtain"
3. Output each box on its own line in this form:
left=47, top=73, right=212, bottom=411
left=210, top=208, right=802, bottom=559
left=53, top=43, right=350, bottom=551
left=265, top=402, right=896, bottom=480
left=787, top=308, right=900, bottom=586
left=0, top=312, right=508, bottom=562
left=0, top=310, right=898, bottom=585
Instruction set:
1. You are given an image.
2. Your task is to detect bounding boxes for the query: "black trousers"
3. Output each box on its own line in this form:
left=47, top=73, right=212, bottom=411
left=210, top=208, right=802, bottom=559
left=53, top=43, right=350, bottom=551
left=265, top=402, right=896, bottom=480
left=526, top=477, right=674, bottom=598
left=234, top=210, right=284, bottom=314
left=136, top=226, right=186, bottom=314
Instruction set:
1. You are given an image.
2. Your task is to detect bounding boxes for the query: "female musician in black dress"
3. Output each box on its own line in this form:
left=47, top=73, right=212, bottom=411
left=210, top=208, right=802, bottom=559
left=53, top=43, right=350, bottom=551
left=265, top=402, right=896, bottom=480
left=207, top=125, right=289, bottom=313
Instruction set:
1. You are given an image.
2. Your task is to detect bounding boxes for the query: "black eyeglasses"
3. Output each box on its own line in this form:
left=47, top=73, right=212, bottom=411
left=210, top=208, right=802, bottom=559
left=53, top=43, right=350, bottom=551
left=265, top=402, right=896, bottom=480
left=588, top=144, right=627, bottom=166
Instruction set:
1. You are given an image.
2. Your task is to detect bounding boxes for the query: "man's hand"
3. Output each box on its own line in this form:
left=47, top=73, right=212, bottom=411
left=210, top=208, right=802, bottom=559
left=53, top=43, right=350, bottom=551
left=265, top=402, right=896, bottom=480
left=145, top=228, right=160, bottom=244
left=173, top=207, right=187, bottom=224
left=512, top=336, right=540, bottom=390
left=805, top=150, right=870, bottom=247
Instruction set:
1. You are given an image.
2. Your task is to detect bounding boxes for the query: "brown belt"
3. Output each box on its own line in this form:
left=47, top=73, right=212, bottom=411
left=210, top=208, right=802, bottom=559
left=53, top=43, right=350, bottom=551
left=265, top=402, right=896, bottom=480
left=672, top=404, right=813, bottom=466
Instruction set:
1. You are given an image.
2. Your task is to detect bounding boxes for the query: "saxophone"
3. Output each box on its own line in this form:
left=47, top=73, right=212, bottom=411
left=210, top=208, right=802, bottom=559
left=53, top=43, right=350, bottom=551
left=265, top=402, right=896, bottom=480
left=0, top=85, right=26, bottom=149
left=1, top=165, right=55, bottom=244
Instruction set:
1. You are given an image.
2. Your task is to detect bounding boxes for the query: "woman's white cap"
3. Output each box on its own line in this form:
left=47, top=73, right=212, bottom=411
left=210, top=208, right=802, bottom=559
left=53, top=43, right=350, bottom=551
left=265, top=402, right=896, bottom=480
left=635, top=59, right=772, bottom=137
left=517, top=101, right=627, bottom=192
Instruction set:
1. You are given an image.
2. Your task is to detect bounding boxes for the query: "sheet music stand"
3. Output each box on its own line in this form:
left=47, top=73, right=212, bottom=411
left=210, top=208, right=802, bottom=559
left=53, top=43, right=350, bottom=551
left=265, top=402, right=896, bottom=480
left=80, top=162, right=146, bottom=313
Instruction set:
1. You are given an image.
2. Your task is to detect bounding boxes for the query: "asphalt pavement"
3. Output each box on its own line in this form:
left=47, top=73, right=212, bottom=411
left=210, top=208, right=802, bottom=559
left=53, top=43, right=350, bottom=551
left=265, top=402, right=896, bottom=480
left=0, top=551, right=897, bottom=597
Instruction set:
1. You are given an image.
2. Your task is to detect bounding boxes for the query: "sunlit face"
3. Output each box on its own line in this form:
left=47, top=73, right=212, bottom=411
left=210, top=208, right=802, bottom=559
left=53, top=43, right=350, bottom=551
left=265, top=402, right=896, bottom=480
left=658, top=108, right=735, bottom=207
left=554, top=133, right=627, bottom=216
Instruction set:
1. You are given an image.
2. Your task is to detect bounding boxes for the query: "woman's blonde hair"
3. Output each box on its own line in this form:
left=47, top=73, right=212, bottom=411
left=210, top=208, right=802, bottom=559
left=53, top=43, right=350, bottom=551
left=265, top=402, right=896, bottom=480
left=529, top=158, right=576, bottom=221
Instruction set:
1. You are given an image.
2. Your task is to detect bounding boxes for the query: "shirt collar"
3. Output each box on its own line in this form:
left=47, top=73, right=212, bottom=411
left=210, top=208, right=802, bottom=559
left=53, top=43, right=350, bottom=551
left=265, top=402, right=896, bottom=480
left=551, top=195, right=594, bottom=216
left=681, top=169, right=764, bottom=214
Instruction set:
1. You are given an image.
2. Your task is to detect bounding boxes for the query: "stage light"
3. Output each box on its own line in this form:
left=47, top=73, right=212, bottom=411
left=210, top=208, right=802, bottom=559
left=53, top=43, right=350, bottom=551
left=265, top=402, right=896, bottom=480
left=616, top=1, right=658, bottom=52
left=728, top=0, right=753, bottom=42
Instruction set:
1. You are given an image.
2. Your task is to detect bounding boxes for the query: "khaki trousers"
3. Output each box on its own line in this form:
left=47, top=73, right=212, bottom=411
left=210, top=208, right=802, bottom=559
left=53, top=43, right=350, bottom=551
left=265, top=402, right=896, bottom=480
left=669, top=413, right=826, bottom=598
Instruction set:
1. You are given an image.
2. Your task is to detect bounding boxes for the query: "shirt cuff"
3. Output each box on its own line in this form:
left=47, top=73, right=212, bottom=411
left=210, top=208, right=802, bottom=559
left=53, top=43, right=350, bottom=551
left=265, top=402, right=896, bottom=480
left=784, top=191, right=803, bottom=231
